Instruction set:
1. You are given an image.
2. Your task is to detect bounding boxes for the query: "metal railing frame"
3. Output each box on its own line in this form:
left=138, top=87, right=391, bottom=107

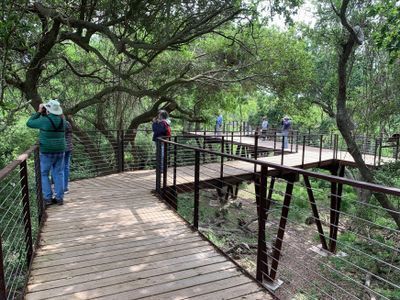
left=155, top=136, right=400, bottom=288
left=0, top=145, right=45, bottom=299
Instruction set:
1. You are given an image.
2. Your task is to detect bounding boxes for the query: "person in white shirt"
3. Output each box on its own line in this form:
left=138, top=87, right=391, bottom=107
left=261, top=117, right=268, bottom=141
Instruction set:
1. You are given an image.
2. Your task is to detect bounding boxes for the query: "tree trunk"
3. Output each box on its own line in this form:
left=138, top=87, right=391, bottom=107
left=336, top=35, right=400, bottom=229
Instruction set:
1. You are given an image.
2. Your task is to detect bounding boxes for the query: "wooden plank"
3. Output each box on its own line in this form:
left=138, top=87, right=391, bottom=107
left=31, top=236, right=204, bottom=270
left=49, top=265, right=239, bottom=300
left=41, top=219, right=182, bottom=238
left=26, top=256, right=230, bottom=299
left=28, top=251, right=220, bottom=291
left=29, top=246, right=215, bottom=284
left=35, top=228, right=192, bottom=258
left=229, top=290, right=271, bottom=299
left=190, top=282, right=264, bottom=300
left=39, top=224, right=188, bottom=250
left=141, top=275, right=255, bottom=300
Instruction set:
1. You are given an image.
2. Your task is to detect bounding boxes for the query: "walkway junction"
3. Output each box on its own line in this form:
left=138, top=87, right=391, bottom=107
left=0, top=128, right=399, bottom=299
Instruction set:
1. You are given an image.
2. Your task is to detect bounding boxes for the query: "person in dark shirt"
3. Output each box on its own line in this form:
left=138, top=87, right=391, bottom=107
left=152, top=110, right=171, bottom=171
left=63, top=116, right=73, bottom=193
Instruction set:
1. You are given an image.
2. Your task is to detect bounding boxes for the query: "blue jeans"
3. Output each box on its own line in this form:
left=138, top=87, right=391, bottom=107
left=64, top=151, right=71, bottom=191
left=40, top=152, right=64, bottom=202
left=155, top=142, right=165, bottom=172
left=282, top=131, right=289, bottom=149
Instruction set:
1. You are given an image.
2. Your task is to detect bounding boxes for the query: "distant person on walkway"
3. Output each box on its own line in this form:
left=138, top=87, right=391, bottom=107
left=261, top=117, right=269, bottom=141
left=63, top=116, right=73, bottom=194
left=27, top=100, right=65, bottom=206
left=152, top=110, right=171, bottom=171
left=215, top=114, right=223, bottom=135
left=281, top=116, right=292, bottom=149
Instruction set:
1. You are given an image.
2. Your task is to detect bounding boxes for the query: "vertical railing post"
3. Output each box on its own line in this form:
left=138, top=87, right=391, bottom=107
left=173, top=136, right=177, bottom=190
left=373, top=138, right=378, bottom=166
left=295, top=131, right=299, bottom=153
left=378, top=137, right=382, bottom=166
left=203, top=130, right=207, bottom=163
left=220, top=136, right=225, bottom=179
left=120, top=130, right=125, bottom=172
left=273, top=132, right=277, bottom=151
left=194, top=150, right=200, bottom=229
left=254, top=129, right=259, bottom=172
left=162, top=139, right=168, bottom=193
left=34, top=146, right=44, bottom=223
left=334, top=134, right=339, bottom=160
left=117, top=130, right=121, bottom=172
left=20, top=160, right=33, bottom=267
left=230, top=132, right=234, bottom=157
left=0, top=236, right=6, bottom=300
left=319, top=134, right=323, bottom=166
left=281, top=134, right=285, bottom=165
left=155, top=139, right=161, bottom=193
left=396, top=136, right=399, bottom=161
left=302, top=135, right=306, bottom=168
left=290, top=131, right=294, bottom=152
left=256, top=165, right=268, bottom=282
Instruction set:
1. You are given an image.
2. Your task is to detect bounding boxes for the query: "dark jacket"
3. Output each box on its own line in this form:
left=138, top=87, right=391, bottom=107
left=152, top=120, right=169, bottom=141
left=27, top=113, right=66, bottom=153
left=65, top=121, right=73, bottom=152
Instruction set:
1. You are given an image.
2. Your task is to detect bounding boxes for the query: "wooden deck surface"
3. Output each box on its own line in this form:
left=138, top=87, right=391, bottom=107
left=26, top=170, right=271, bottom=300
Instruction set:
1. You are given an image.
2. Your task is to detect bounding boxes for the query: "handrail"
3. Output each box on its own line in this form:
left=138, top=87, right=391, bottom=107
left=0, top=145, right=38, bottom=181
left=158, top=137, right=400, bottom=196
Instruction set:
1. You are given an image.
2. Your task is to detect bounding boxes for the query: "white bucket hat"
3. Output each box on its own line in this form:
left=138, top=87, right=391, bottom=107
left=44, top=99, right=63, bottom=115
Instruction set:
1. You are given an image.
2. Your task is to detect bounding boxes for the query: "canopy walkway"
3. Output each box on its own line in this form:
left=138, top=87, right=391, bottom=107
left=0, top=130, right=399, bottom=299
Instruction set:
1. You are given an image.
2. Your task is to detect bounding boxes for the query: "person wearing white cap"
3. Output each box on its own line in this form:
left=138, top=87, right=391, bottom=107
left=27, top=99, right=66, bottom=206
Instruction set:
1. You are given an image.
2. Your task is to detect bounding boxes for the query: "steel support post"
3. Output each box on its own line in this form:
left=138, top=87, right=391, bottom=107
left=303, top=175, right=328, bottom=250
left=20, top=160, right=33, bottom=266
left=194, top=150, right=200, bottom=229
left=34, top=147, right=44, bottom=223
left=256, top=165, right=269, bottom=282
left=155, top=140, right=161, bottom=193
left=329, top=165, right=345, bottom=253
left=0, top=235, right=6, bottom=299
left=269, top=174, right=295, bottom=281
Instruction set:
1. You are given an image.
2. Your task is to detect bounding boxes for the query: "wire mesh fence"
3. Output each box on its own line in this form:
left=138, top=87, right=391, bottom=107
left=0, top=146, right=44, bottom=299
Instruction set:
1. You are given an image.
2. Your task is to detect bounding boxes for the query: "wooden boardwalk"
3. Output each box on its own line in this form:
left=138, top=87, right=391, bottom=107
left=198, top=133, right=390, bottom=167
left=26, top=170, right=271, bottom=300
left=167, top=137, right=392, bottom=188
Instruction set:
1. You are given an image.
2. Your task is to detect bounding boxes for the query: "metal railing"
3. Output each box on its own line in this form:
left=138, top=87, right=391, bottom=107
left=1, top=128, right=398, bottom=299
left=69, top=129, right=398, bottom=182
left=156, top=137, right=400, bottom=299
left=0, top=146, right=44, bottom=299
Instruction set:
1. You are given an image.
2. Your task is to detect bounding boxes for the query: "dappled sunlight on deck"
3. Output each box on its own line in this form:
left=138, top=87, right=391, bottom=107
left=25, top=170, right=270, bottom=300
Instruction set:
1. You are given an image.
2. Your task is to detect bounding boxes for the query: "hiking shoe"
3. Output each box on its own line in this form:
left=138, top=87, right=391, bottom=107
left=51, top=197, right=57, bottom=204
left=64, top=189, right=69, bottom=194
left=57, top=200, right=64, bottom=205
left=44, top=200, right=52, bottom=207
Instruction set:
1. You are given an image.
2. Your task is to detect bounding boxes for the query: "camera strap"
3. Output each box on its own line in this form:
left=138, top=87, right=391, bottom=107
left=43, top=115, right=65, bottom=132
